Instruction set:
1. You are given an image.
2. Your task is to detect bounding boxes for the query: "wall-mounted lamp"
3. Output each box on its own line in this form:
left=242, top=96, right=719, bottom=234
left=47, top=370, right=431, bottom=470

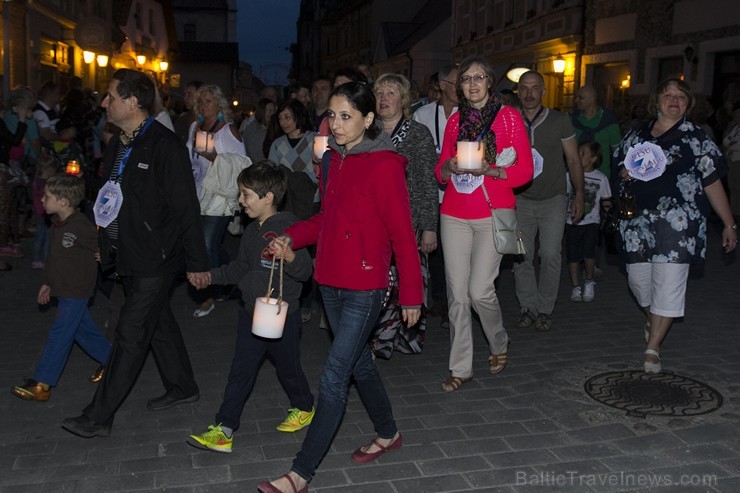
left=96, top=54, right=109, bottom=67
left=83, top=51, right=95, bottom=64
left=621, top=74, right=631, bottom=89
left=136, top=54, right=147, bottom=65
left=553, top=55, right=566, bottom=74
left=158, top=60, right=169, bottom=71
left=506, top=67, right=530, bottom=83
left=232, top=100, right=239, bottom=107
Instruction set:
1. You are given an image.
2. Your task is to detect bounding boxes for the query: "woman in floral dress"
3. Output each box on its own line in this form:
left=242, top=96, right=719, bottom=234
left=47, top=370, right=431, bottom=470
left=614, top=78, right=737, bottom=373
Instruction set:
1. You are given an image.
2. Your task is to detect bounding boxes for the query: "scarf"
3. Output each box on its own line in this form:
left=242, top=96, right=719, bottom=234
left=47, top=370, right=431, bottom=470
left=456, top=97, right=501, bottom=165
left=390, top=119, right=411, bottom=147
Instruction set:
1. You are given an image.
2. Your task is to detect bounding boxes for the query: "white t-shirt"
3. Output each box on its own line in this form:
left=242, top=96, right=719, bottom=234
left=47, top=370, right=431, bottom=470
left=413, top=101, right=458, bottom=203
left=566, top=169, right=612, bottom=225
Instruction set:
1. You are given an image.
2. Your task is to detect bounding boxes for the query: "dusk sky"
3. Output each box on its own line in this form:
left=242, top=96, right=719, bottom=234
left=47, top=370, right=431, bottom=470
left=236, top=0, right=301, bottom=85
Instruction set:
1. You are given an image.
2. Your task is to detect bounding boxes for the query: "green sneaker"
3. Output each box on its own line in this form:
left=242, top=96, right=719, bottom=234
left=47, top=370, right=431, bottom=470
left=276, top=407, right=315, bottom=432
left=187, top=424, right=232, bottom=453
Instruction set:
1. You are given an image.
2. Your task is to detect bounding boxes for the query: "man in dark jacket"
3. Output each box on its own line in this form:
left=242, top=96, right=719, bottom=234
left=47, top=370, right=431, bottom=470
left=62, top=69, right=210, bottom=438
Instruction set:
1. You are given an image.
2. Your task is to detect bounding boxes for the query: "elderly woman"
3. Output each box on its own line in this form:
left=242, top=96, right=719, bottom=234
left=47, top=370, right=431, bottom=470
left=187, top=84, right=248, bottom=317
left=615, top=78, right=736, bottom=373
left=435, top=55, right=533, bottom=392
left=369, top=73, right=438, bottom=358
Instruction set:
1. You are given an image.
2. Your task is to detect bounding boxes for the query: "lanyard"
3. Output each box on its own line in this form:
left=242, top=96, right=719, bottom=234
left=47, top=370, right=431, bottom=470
left=434, top=103, right=441, bottom=151
left=523, top=106, right=544, bottom=144
left=116, top=117, right=154, bottom=181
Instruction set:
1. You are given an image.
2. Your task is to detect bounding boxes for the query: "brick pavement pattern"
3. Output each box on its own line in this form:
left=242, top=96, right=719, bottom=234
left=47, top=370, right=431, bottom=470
left=1, top=224, right=738, bottom=492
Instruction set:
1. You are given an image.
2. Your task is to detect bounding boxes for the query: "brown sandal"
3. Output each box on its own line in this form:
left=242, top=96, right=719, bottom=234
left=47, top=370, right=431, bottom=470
left=488, top=353, right=508, bottom=374
left=441, top=376, right=471, bottom=393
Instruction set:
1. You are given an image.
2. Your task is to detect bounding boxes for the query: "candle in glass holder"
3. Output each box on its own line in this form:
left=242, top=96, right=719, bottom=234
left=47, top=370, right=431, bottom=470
left=313, top=135, right=329, bottom=160
left=194, top=131, right=215, bottom=153
left=456, top=141, right=484, bottom=170
left=66, top=160, right=81, bottom=175
left=251, top=297, right=289, bottom=339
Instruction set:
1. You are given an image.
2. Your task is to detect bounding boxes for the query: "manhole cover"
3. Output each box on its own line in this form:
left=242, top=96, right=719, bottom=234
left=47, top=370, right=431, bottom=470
left=584, top=371, right=723, bottom=418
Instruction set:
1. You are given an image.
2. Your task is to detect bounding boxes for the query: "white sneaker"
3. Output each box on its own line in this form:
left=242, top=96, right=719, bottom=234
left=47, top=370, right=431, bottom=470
left=570, top=286, right=582, bottom=302
left=583, top=280, right=595, bottom=302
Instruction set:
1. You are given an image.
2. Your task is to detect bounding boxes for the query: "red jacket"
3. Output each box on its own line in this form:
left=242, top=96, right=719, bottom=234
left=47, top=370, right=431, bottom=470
left=287, top=134, right=423, bottom=307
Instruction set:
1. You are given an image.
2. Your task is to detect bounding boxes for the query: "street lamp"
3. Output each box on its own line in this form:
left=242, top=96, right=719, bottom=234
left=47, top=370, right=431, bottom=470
left=83, top=51, right=95, bottom=64
left=158, top=60, right=168, bottom=71
left=553, top=55, right=566, bottom=74
left=96, top=55, right=109, bottom=67
left=136, top=54, right=146, bottom=66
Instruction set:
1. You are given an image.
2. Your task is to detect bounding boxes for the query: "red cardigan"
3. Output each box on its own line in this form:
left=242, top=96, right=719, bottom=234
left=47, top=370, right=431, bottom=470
left=434, top=105, right=533, bottom=219
left=287, top=142, right=423, bottom=307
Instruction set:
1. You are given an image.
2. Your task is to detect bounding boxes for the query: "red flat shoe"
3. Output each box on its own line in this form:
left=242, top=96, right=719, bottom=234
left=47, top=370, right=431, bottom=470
left=257, top=473, right=307, bottom=493
left=351, top=433, right=403, bottom=464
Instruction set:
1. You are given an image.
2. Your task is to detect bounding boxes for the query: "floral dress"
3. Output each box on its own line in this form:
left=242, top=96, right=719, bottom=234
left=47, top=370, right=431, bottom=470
left=614, top=119, right=726, bottom=264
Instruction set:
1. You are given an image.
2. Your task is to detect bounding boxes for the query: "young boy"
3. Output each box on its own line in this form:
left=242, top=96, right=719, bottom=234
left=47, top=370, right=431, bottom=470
left=187, top=160, right=315, bottom=453
left=566, top=141, right=612, bottom=302
left=11, top=174, right=111, bottom=401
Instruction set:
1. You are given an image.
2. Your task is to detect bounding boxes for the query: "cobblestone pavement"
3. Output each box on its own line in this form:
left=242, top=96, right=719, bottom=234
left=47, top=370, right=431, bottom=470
left=1, top=222, right=738, bottom=492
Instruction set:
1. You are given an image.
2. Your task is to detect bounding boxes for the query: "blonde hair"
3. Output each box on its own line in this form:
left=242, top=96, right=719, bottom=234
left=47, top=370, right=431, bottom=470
left=196, top=84, right=234, bottom=123
left=374, top=73, right=413, bottom=120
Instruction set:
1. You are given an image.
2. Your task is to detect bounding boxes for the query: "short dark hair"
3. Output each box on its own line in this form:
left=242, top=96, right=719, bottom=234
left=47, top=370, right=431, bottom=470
left=333, top=67, right=367, bottom=85
left=276, top=99, right=313, bottom=134
left=111, top=69, right=155, bottom=114
left=46, top=173, right=85, bottom=208
left=237, top=160, right=288, bottom=205
left=332, top=82, right=380, bottom=140
left=186, top=80, right=203, bottom=90
left=578, top=140, right=603, bottom=167
left=312, top=75, right=333, bottom=88
left=648, top=78, right=695, bottom=116
left=37, top=80, right=59, bottom=100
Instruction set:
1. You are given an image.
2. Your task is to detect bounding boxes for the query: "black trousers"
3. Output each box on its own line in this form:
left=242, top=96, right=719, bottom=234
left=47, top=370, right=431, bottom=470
left=216, top=308, right=314, bottom=431
left=84, top=274, right=199, bottom=426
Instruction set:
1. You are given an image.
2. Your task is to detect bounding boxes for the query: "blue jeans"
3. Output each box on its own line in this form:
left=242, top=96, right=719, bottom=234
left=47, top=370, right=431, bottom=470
left=292, top=286, right=395, bottom=482
left=34, top=297, right=111, bottom=386
left=201, top=215, right=231, bottom=269
left=216, top=307, right=314, bottom=431
left=32, top=216, right=48, bottom=262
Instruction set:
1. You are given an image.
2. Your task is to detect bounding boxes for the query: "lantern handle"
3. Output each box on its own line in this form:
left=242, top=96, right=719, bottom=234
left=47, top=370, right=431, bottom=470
left=264, top=253, right=285, bottom=315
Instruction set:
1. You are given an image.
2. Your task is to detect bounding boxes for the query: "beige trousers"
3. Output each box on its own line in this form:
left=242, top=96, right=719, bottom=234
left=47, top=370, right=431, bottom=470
left=441, top=215, right=508, bottom=379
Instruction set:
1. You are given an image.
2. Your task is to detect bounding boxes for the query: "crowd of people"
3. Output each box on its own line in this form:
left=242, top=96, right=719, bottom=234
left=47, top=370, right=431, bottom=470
left=2, top=59, right=738, bottom=493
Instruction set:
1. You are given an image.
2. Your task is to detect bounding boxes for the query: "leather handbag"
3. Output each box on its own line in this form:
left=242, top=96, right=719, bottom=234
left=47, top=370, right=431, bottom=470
left=481, top=185, right=526, bottom=255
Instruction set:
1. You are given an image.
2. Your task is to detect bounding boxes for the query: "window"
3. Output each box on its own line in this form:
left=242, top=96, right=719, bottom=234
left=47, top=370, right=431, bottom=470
left=184, top=24, right=196, bottom=42
left=135, top=3, right=142, bottom=30
left=149, top=9, right=155, bottom=35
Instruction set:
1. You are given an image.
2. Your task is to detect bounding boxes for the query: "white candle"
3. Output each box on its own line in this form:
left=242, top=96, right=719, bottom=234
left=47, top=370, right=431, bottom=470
left=457, top=141, right=485, bottom=170
left=194, top=130, right=208, bottom=153
left=251, top=297, right=289, bottom=339
left=313, top=135, right=329, bottom=159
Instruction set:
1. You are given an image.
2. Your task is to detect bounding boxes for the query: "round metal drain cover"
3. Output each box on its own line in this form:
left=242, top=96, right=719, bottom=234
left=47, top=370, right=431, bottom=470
left=584, top=371, right=723, bottom=417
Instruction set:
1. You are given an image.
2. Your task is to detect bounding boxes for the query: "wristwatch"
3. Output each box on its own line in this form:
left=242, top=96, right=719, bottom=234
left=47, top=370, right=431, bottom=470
left=727, top=224, right=738, bottom=231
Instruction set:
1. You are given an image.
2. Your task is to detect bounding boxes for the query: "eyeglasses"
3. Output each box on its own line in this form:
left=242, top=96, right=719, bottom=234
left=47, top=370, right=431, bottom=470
left=660, top=93, right=688, bottom=103
left=439, top=79, right=455, bottom=86
left=461, top=74, right=488, bottom=85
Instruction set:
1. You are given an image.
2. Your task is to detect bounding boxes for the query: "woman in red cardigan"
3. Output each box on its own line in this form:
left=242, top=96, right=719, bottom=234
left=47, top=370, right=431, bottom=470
left=435, top=56, right=533, bottom=392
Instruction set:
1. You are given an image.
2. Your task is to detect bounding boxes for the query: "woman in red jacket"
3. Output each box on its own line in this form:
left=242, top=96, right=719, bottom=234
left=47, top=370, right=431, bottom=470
left=259, top=82, right=422, bottom=493
left=435, top=56, right=533, bottom=393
